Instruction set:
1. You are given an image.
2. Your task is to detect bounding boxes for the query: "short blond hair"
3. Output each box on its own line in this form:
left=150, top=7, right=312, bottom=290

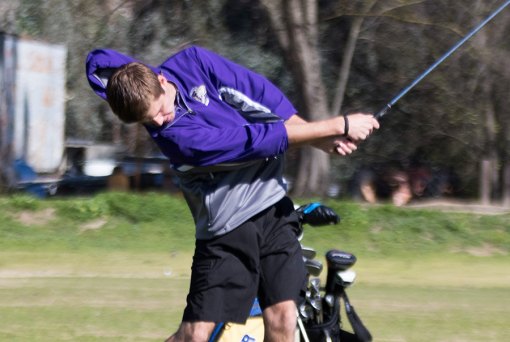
left=106, top=62, right=164, bottom=123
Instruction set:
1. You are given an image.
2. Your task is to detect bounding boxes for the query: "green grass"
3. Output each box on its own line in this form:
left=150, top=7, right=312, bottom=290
left=0, top=193, right=509, bottom=341
left=0, top=276, right=187, bottom=341
left=352, top=284, right=510, bottom=342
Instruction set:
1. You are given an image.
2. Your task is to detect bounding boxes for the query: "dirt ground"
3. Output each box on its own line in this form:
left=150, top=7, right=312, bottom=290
left=405, top=198, right=510, bottom=215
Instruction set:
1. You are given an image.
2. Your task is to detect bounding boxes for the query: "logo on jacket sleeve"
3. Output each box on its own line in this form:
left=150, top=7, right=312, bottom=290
left=190, top=85, right=209, bottom=106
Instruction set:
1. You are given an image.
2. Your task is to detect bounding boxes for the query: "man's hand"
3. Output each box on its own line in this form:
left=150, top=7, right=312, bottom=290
left=333, top=138, right=358, bottom=156
left=296, top=203, right=340, bottom=226
left=344, top=113, right=380, bottom=142
left=312, top=113, right=379, bottom=155
left=313, top=137, right=358, bottom=155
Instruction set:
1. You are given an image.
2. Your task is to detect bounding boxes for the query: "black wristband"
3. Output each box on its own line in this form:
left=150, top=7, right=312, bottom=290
left=343, top=115, right=349, bottom=137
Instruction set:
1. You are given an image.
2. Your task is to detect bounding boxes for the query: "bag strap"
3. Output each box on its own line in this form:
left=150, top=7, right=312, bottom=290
left=341, top=291, right=373, bottom=342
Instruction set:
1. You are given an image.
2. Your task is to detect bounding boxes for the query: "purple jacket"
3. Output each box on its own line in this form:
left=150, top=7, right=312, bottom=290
left=86, top=46, right=297, bottom=239
left=86, top=45, right=297, bottom=169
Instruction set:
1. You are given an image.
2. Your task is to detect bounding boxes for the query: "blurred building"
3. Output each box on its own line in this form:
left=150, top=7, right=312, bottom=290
left=0, top=33, right=67, bottom=189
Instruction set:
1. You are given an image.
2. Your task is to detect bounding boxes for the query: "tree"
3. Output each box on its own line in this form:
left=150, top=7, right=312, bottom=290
left=4, top=0, right=510, bottom=201
left=470, top=2, right=510, bottom=205
left=259, top=0, right=329, bottom=196
left=259, top=0, right=382, bottom=197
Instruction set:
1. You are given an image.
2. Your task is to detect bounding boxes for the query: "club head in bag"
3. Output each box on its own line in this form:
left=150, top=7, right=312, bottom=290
left=301, top=245, right=317, bottom=260
left=309, top=278, right=321, bottom=295
left=304, top=257, right=323, bottom=277
left=309, top=278, right=323, bottom=324
left=299, top=302, right=314, bottom=323
left=324, top=294, right=336, bottom=318
left=325, top=249, right=357, bottom=294
left=336, top=269, right=357, bottom=288
left=309, top=297, right=323, bottom=324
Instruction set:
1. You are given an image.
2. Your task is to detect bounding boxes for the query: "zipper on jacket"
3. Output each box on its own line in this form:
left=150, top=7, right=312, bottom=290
left=176, top=89, right=194, bottom=115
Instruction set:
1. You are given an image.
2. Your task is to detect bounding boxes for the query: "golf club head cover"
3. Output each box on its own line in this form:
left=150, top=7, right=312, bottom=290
left=296, top=202, right=340, bottom=226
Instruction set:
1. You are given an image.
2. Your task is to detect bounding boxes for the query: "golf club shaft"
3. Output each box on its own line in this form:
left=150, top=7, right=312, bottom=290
left=374, top=0, right=510, bottom=119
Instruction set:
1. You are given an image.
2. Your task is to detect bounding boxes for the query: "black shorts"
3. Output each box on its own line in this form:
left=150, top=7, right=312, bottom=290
left=182, top=196, right=307, bottom=324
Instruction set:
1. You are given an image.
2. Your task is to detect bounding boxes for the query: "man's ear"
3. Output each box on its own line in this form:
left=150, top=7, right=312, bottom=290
left=157, top=74, right=167, bottom=86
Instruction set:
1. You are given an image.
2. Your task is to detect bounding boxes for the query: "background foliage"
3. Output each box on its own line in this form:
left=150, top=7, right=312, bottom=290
left=1, top=0, right=509, bottom=198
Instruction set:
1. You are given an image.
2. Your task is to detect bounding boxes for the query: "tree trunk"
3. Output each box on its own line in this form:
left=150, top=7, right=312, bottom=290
left=293, top=146, right=330, bottom=197
left=479, top=100, right=499, bottom=205
left=480, top=87, right=499, bottom=204
left=503, top=160, right=510, bottom=207
left=331, top=15, right=363, bottom=116
left=261, top=0, right=331, bottom=196
left=331, top=0, right=376, bottom=116
left=472, top=11, right=504, bottom=205
left=503, top=109, right=510, bottom=207
left=480, top=159, right=491, bottom=205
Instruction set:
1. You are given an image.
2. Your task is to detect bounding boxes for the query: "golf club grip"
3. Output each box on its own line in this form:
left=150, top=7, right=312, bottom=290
left=374, top=104, right=392, bottom=120
left=325, top=267, right=336, bottom=294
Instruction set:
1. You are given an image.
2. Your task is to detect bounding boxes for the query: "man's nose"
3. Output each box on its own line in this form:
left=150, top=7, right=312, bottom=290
left=151, top=115, right=163, bottom=126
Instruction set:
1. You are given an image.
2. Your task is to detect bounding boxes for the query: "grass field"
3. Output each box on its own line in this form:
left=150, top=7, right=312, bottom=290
left=0, top=193, right=509, bottom=341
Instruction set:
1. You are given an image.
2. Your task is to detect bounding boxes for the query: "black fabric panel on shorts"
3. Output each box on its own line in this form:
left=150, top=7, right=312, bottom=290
left=182, top=196, right=306, bottom=323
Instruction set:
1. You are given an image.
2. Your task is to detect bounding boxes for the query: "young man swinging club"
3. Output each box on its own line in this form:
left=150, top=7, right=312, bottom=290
left=86, top=45, right=379, bottom=341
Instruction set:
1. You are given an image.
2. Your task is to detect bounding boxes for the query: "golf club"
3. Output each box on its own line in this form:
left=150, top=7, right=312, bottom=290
left=325, top=249, right=357, bottom=295
left=335, top=269, right=357, bottom=288
left=324, top=294, right=336, bottom=318
left=301, top=245, right=317, bottom=260
left=299, top=302, right=314, bottom=323
left=309, top=278, right=323, bottom=324
left=323, top=328, right=333, bottom=342
left=374, top=0, right=510, bottom=119
left=304, top=257, right=323, bottom=277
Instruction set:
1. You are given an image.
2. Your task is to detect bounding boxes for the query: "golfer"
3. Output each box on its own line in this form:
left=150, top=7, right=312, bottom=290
left=86, top=45, right=378, bottom=341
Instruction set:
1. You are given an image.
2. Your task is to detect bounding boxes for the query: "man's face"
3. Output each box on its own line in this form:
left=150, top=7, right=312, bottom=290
left=144, top=76, right=177, bottom=127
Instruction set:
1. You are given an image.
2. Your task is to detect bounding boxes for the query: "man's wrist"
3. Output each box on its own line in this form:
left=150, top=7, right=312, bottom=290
left=342, top=115, right=349, bottom=137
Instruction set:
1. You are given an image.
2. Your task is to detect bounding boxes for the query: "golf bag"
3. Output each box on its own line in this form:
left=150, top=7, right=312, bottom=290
left=209, top=299, right=264, bottom=342
left=209, top=203, right=371, bottom=342
left=210, top=292, right=371, bottom=342
left=301, top=291, right=372, bottom=342
left=300, top=299, right=342, bottom=342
